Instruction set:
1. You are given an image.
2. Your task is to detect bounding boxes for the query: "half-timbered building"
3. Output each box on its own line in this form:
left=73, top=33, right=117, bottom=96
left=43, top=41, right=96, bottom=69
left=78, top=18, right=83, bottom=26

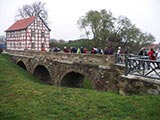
left=5, top=16, right=51, bottom=51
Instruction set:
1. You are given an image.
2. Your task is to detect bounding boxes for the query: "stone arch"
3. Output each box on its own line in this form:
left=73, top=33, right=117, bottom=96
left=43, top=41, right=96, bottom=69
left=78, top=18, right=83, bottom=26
left=61, top=71, right=86, bottom=88
left=17, top=61, right=27, bottom=70
left=33, top=65, right=53, bottom=85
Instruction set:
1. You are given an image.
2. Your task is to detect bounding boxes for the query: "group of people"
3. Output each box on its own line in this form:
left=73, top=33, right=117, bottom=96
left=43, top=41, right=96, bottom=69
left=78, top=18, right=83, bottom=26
left=69, top=46, right=115, bottom=54
left=50, top=46, right=115, bottom=55
left=50, top=46, right=160, bottom=60
left=116, top=46, right=160, bottom=63
left=62, top=46, right=88, bottom=53
left=50, top=46, right=160, bottom=61
left=138, top=48, right=160, bottom=60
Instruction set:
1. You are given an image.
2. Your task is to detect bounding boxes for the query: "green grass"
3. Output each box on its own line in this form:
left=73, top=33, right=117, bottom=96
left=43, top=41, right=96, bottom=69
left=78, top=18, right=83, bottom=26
left=83, top=79, right=92, bottom=89
left=0, top=53, right=160, bottom=120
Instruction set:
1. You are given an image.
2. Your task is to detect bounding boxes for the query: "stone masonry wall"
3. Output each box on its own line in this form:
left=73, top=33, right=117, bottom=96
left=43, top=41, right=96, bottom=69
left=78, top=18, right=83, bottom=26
left=119, top=75, right=160, bottom=95
left=8, top=50, right=160, bottom=95
left=9, top=50, right=122, bottom=92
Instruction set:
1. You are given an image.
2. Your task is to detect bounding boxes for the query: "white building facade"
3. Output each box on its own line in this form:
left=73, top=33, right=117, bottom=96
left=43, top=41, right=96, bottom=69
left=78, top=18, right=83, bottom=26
left=5, top=16, right=51, bottom=51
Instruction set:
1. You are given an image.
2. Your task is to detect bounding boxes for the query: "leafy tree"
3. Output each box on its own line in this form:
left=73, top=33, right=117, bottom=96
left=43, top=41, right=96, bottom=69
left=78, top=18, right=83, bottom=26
left=15, top=1, right=48, bottom=24
left=112, top=16, right=139, bottom=49
left=112, top=16, right=155, bottom=52
left=78, top=10, right=155, bottom=53
left=130, top=32, right=155, bottom=52
left=77, top=9, right=114, bottom=48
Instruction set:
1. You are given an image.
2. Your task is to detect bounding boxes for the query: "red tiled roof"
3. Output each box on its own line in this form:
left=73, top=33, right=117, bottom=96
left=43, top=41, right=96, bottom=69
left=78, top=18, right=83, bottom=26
left=5, top=16, right=36, bottom=32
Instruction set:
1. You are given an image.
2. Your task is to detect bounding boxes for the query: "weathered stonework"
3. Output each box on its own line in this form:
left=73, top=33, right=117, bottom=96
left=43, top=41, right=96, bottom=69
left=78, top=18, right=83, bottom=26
left=119, top=75, right=160, bottom=95
left=7, top=50, right=160, bottom=95
left=8, top=50, right=121, bottom=91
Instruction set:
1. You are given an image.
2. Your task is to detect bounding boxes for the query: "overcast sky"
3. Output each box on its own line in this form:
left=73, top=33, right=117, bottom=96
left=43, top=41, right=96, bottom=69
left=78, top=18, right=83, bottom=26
left=0, top=0, right=160, bottom=42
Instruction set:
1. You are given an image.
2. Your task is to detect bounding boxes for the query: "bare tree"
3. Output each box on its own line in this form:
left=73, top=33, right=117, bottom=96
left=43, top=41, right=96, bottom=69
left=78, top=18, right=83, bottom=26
left=15, top=1, right=48, bottom=24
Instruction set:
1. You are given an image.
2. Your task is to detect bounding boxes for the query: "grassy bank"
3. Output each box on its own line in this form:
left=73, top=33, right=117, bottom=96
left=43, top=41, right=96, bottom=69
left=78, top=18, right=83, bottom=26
left=0, top=54, right=160, bottom=120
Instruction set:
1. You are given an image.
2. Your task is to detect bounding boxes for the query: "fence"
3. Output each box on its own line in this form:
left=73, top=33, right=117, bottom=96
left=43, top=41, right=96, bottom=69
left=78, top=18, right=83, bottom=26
left=115, top=53, right=139, bottom=65
left=124, top=54, right=160, bottom=79
left=115, top=53, right=160, bottom=79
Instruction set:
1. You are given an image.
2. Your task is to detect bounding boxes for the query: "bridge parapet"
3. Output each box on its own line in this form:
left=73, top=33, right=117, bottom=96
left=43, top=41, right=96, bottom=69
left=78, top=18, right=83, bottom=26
left=7, top=50, right=114, bottom=66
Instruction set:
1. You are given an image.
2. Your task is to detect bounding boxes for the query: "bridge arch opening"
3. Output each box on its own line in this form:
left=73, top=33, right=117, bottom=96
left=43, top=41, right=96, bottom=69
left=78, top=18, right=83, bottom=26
left=17, top=61, right=27, bottom=70
left=33, top=65, right=53, bottom=85
left=61, top=72, right=85, bottom=88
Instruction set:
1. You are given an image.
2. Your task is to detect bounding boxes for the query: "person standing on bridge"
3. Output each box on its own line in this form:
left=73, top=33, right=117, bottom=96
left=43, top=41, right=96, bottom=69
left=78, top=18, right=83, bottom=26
left=117, top=46, right=123, bottom=63
left=64, top=46, right=69, bottom=53
left=77, top=47, right=81, bottom=53
left=138, top=47, right=148, bottom=56
left=148, top=48, right=156, bottom=60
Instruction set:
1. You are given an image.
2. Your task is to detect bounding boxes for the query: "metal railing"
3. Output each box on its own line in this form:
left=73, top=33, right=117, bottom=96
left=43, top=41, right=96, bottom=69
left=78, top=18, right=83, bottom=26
left=115, top=53, right=140, bottom=65
left=115, top=53, right=126, bottom=64
left=124, top=54, right=160, bottom=80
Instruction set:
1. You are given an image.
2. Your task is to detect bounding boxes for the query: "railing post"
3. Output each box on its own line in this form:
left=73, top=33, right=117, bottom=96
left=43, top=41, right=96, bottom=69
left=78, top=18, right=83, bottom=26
left=142, top=60, right=145, bottom=76
left=115, top=53, right=117, bottom=64
left=125, top=54, right=128, bottom=76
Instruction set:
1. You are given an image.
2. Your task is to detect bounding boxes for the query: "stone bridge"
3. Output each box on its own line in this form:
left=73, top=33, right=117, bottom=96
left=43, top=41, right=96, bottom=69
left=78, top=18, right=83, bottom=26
left=8, top=50, right=121, bottom=91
